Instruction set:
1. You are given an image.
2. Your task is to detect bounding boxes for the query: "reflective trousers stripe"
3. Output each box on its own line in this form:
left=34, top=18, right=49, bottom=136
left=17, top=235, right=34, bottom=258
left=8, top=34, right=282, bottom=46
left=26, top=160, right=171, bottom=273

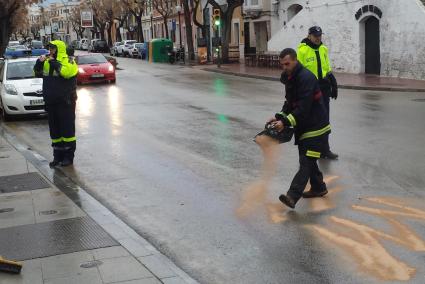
left=306, top=150, right=321, bottom=158
left=51, top=136, right=77, bottom=144
left=300, top=124, right=331, bottom=140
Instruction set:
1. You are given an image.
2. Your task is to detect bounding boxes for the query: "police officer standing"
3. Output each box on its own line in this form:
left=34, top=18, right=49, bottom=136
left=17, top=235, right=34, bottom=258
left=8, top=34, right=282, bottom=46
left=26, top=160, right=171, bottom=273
left=268, top=48, right=330, bottom=209
left=297, top=26, right=338, bottom=159
left=34, top=40, right=78, bottom=167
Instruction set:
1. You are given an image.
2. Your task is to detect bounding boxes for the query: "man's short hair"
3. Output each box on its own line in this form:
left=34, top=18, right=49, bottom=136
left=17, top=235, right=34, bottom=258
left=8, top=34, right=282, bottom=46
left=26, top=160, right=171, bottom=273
left=279, top=48, right=297, bottom=60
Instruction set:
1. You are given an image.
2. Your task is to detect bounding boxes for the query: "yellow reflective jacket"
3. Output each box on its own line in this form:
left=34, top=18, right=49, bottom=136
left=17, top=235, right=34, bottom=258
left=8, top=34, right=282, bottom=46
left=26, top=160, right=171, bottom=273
left=297, top=38, right=331, bottom=80
left=34, top=40, right=78, bottom=104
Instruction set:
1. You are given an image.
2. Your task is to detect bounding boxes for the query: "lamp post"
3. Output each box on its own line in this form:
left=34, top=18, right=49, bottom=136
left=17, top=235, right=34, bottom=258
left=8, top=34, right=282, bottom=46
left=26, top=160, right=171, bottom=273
left=175, top=5, right=182, bottom=49
left=149, top=12, right=153, bottom=40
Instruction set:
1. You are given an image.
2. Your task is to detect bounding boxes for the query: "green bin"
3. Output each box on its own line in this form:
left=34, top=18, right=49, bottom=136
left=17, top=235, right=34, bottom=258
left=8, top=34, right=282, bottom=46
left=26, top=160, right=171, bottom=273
left=149, top=38, right=173, bottom=63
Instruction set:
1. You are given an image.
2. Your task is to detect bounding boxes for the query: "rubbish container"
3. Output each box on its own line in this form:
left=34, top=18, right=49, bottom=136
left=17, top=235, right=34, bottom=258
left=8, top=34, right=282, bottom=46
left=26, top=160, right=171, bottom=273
left=149, top=38, right=173, bottom=63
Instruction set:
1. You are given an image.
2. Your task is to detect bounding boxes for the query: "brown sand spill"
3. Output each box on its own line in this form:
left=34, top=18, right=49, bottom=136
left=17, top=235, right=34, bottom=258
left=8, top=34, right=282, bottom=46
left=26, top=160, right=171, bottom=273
left=310, top=218, right=416, bottom=281
left=308, top=186, right=342, bottom=212
left=236, top=135, right=281, bottom=218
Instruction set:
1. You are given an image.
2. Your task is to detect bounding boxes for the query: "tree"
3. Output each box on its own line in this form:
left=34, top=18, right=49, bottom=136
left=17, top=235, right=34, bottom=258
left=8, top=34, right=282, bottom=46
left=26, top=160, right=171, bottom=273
left=182, top=0, right=194, bottom=60
left=152, top=0, right=175, bottom=39
left=0, top=0, right=41, bottom=55
left=207, top=0, right=243, bottom=63
left=193, top=0, right=208, bottom=39
left=122, top=0, right=146, bottom=42
left=87, top=0, right=117, bottom=44
left=70, top=5, right=85, bottom=40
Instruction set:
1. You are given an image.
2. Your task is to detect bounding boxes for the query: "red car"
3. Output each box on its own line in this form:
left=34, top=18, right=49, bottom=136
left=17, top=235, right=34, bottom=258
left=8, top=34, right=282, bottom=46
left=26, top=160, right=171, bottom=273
left=76, top=54, right=116, bottom=84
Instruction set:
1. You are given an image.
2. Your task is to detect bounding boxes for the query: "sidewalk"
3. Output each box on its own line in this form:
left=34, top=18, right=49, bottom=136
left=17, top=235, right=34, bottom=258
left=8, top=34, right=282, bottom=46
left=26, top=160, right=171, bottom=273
left=200, top=64, right=425, bottom=92
left=0, top=131, right=198, bottom=284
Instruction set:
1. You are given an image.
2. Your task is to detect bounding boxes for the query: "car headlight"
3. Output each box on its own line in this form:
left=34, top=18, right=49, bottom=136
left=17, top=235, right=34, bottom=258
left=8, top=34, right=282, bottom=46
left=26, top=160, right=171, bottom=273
left=4, top=84, right=18, bottom=96
left=108, top=64, right=114, bottom=72
left=78, top=67, right=85, bottom=74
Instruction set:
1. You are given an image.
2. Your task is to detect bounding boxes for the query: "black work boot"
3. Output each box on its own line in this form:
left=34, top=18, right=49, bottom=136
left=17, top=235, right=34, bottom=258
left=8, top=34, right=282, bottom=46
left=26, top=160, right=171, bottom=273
left=321, top=151, right=338, bottom=160
left=60, top=158, right=73, bottom=167
left=279, top=194, right=296, bottom=209
left=49, top=160, right=61, bottom=168
left=302, top=189, right=328, bottom=198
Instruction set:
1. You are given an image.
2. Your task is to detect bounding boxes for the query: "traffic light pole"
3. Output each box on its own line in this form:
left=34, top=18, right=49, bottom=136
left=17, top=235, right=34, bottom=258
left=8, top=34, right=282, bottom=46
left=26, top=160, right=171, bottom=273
left=217, top=25, right=221, bottom=68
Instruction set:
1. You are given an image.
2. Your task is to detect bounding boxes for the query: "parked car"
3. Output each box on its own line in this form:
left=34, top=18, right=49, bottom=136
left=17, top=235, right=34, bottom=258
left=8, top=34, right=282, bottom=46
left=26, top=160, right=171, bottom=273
left=115, top=40, right=136, bottom=57
left=122, top=40, right=137, bottom=57
left=137, top=43, right=148, bottom=59
left=88, top=39, right=100, bottom=52
left=31, top=40, right=43, bottom=49
left=0, top=56, right=46, bottom=120
left=76, top=54, right=116, bottom=84
left=110, top=42, right=123, bottom=56
left=80, top=38, right=89, bottom=50
left=7, top=41, right=20, bottom=47
left=92, top=40, right=109, bottom=53
left=129, top=43, right=143, bottom=58
left=70, top=40, right=79, bottom=49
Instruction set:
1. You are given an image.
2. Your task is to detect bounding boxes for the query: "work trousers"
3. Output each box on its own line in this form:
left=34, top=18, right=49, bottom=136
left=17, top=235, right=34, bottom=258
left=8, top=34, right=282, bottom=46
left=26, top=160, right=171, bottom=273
left=47, top=101, right=76, bottom=162
left=319, top=80, right=332, bottom=153
left=287, top=139, right=327, bottom=202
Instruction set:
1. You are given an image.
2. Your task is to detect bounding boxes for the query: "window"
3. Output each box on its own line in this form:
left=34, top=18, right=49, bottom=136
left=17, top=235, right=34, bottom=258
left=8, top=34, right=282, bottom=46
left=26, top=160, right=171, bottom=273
left=251, top=0, right=259, bottom=5
left=287, top=4, right=303, bottom=22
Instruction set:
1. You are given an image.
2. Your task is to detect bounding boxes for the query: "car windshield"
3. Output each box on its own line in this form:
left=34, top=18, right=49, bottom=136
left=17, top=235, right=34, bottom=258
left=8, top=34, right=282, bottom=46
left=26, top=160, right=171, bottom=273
left=77, top=54, right=108, bottom=64
left=6, top=61, right=36, bottom=80
left=135, top=44, right=143, bottom=48
left=32, top=41, right=43, bottom=48
left=11, top=45, right=27, bottom=50
left=126, top=41, right=136, bottom=45
left=8, top=41, right=19, bottom=47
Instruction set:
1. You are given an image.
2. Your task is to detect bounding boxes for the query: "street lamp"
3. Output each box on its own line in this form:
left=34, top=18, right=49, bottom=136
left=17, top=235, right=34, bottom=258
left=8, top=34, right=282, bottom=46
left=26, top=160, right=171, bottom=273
left=175, top=5, right=182, bottom=48
left=149, top=12, right=153, bottom=40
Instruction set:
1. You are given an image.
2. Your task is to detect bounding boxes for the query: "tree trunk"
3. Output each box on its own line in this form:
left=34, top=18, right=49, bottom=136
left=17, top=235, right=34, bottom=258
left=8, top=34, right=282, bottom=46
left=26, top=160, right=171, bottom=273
left=136, top=15, right=144, bottom=43
left=107, top=23, right=113, bottom=46
left=0, top=16, right=12, bottom=56
left=100, top=24, right=106, bottom=40
left=182, top=0, right=195, bottom=60
left=221, top=7, right=235, bottom=63
left=163, top=17, right=169, bottom=38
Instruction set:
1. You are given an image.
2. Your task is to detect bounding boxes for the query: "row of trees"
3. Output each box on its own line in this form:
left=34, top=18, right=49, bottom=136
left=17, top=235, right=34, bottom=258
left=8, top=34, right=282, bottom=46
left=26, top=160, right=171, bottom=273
left=1, top=0, right=244, bottom=62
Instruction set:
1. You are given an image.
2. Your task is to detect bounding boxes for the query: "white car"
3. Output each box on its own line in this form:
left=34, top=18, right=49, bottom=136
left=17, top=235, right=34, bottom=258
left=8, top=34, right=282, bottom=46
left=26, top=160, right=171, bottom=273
left=110, top=42, right=123, bottom=56
left=80, top=38, right=89, bottom=50
left=117, top=40, right=136, bottom=57
left=0, top=57, right=45, bottom=120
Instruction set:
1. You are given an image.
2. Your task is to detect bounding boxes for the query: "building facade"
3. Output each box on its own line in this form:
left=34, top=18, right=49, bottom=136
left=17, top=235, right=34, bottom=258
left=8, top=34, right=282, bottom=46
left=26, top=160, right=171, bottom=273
left=268, top=0, right=425, bottom=80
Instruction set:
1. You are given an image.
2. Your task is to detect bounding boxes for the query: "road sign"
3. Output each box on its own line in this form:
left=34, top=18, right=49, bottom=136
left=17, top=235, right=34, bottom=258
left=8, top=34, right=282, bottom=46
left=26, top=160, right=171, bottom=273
left=81, top=9, right=93, bottom=28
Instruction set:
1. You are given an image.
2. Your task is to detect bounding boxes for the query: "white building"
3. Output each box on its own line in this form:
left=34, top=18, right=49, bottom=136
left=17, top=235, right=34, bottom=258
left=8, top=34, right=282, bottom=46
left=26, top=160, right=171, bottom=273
left=268, top=0, right=425, bottom=80
left=243, top=0, right=271, bottom=54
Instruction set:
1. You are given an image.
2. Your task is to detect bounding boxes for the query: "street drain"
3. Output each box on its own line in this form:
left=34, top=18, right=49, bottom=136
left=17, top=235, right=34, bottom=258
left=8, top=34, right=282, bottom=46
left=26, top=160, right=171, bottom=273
left=0, top=208, right=14, bottom=213
left=80, top=260, right=103, bottom=268
left=412, top=99, right=425, bottom=102
left=39, top=210, right=58, bottom=215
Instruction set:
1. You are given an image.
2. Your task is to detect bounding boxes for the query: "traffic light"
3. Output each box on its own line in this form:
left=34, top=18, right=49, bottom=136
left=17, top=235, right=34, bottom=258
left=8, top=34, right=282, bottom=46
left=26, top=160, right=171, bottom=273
left=213, top=8, right=221, bottom=27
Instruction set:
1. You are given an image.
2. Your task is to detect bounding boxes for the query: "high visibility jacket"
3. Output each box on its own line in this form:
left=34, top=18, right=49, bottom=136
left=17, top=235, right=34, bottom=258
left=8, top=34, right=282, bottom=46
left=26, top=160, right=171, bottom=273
left=277, top=63, right=330, bottom=146
left=34, top=40, right=78, bottom=105
left=297, top=38, right=331, bottom=80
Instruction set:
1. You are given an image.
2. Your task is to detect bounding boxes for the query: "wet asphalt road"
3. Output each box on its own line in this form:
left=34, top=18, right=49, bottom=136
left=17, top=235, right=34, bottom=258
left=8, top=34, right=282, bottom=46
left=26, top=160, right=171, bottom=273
left=3, top=56, right=425, bottom=284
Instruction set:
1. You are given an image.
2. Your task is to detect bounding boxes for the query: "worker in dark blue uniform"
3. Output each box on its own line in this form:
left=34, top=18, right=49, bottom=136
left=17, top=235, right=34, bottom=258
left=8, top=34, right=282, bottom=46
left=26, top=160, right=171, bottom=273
left=268, top=48, right=330, bottom=209
left=34, top=40, right=78, bottom=167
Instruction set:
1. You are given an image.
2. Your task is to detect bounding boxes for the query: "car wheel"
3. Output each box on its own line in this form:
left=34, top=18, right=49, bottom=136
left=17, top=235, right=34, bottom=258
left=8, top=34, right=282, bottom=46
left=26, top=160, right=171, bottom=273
left=1, top=101, right=12, bottom=122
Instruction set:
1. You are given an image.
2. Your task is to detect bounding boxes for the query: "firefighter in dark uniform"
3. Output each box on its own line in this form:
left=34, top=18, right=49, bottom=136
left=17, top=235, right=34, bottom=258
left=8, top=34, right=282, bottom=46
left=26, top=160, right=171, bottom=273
left=297, top=26, right=338, bottom=159
left=268, top=48, right=330, bottom=209
left=34, top=40, right=78, bottom=167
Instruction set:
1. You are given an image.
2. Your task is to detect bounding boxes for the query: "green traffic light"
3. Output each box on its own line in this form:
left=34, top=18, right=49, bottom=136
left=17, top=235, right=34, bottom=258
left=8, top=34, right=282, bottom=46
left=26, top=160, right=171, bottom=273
left=215, top=20, right=220, bottom=26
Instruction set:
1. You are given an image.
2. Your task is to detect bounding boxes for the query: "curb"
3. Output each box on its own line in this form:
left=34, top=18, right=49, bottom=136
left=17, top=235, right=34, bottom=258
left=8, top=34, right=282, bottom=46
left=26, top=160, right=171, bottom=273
left=0, top=125, right=199, bottom=284
left=202, top=68, right=425, bottom=93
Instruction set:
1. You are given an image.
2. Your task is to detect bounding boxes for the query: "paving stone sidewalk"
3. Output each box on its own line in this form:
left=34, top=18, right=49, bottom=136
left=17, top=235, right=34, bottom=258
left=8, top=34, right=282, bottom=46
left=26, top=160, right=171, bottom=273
left=199, top=63, right=425, bottom=92
left=0, top=134, right=197, bottom=284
